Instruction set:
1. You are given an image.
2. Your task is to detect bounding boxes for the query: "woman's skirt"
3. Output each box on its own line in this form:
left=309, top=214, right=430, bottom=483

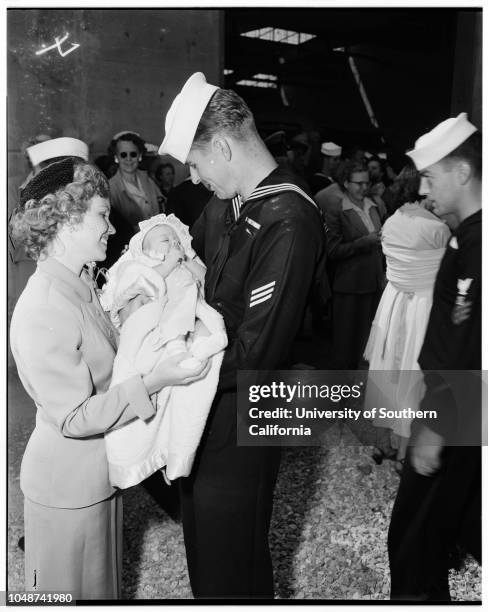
left=364, top=283, right=433, bottom=437
left=24, top=492, right=122, bottom=600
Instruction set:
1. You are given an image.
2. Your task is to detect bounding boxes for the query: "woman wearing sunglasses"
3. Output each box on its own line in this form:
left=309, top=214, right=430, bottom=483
left=323, top=160, right=385, bottom=370
left=108, top=131, right=163, bottom=234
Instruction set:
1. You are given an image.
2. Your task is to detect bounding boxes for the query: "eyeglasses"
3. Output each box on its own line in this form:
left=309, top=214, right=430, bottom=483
left=119, top=151, right=138, bottom=159
left=349, top=181, right=370, bottom=187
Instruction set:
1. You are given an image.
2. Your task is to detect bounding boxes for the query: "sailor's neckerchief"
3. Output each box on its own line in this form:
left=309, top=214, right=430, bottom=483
left=206, top=167, right=319, bottom=300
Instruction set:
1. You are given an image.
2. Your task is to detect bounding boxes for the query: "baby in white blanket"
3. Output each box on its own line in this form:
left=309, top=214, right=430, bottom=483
left=101, top=213, right=227, bottom=486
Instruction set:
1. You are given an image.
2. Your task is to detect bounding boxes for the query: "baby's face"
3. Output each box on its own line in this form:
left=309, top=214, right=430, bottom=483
left=142, top=224, right=185, bottom=277
left=143, top=225, right=183, bottom=260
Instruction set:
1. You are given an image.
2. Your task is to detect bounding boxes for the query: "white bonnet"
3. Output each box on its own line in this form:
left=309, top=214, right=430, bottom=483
left=129, top=213, right=196, bottom=259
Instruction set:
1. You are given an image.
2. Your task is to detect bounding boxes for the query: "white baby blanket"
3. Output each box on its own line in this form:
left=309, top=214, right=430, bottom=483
left=106, top=298, right=223, bottom=486
left=102, top=213, right=226, bottom=487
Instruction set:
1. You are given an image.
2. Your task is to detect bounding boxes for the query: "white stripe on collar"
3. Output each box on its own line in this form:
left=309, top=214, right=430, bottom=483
left=231, top=195, right=242, bottom=221
left=246, top=183, right=318, bottom=208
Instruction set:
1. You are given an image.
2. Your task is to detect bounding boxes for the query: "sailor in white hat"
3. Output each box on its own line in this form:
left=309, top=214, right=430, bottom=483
left=159, top=73, right=326, bottom=599
left=321, top=141, right=342, bottom=157
left=309, top=141, right=342, bottom=196
left=27, top=136, right=89, bottom=169
left=389, top=113, right=481, bottom=600
left=18, top=137, right=90, bottom=194
left=408, top=112, right=479, bottom=221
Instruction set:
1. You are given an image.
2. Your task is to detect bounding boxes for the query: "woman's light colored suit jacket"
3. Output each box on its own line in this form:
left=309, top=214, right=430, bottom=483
left=10, top=258, right=155, bottom=509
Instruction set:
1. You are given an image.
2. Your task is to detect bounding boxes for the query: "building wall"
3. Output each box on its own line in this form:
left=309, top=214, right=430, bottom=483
left=450, top=10, right=482, bottom=127
left=7, top=8, right=223, bottom=363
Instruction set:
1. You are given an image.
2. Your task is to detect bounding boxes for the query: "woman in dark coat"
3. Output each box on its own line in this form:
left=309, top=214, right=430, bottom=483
left=323, top=161, right=384, bottom=369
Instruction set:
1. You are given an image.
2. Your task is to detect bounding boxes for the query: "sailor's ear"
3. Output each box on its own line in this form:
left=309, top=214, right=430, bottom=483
left=455, top=160, right=473, bottom=186
left=212, top=136, right=232, bottom=162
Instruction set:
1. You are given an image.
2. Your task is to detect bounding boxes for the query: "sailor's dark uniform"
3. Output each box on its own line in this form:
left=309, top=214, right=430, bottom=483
left=388, top=210, right=481, bottom=601
left=180, top=167, right=326, bottom=598
left=310, top=172, right=333, bottom=196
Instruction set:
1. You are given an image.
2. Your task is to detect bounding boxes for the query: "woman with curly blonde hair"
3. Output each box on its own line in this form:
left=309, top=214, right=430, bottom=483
left=9, top=157, right=208, bottom=599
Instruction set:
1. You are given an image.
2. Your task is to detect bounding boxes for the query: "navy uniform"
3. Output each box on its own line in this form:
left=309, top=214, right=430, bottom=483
left=180, top=167, right=326, bottom=598
left=164, top=179, right=212, bottom=230
left=310, top=172, right=333, bottom=197
left=388, top=210, right=481, bottom=600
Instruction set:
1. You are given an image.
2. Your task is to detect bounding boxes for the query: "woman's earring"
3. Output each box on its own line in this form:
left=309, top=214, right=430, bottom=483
left=115, top=158, right=119, bottom=164
left=138, top=157, right=142, bottom=162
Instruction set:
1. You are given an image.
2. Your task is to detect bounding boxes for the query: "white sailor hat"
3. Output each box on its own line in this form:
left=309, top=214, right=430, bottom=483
left=144, top=142, right=159, bottom=155
left=159, top=72, right=219, bottom=164
left=321, top=142, right=341, bottom=157
left=407, top=112, right=478, bottom=171
left=27, top=137, right=89, bottom=167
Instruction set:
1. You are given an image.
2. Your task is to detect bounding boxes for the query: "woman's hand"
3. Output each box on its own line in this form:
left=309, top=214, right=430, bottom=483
left=356, top=231, right=381, bottom=251
left=143, top=352, right=210, bottom=395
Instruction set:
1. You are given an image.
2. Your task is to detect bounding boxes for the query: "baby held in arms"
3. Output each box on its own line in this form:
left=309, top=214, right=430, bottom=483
left=101, top=214, right=227, bottom=486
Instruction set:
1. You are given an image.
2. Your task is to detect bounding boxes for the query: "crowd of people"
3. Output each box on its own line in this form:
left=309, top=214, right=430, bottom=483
left=8, top=69, right=481, bottom=602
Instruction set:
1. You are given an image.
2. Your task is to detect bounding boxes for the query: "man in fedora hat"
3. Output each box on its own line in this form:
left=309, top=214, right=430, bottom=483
left=159, top=72, right=326, bottom=598
left=388, top=113, right=481, bottom=600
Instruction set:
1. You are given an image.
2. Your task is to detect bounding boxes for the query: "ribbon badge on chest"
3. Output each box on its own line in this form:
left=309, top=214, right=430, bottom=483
left=244, top=216, right=261, bottom=237
left=452, top=277, right=473, bottom=325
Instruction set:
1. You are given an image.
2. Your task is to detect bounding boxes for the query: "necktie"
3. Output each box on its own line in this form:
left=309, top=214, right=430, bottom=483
left=206, top=196, right=241, bottom=301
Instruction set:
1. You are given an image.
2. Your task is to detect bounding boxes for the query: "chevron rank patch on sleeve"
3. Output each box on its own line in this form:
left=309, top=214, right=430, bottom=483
left=249, top=280, right=276, bottom=308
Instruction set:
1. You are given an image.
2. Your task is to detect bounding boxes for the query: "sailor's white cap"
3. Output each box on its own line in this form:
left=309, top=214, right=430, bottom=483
left=27, top=137, right=89, bottom=167
left=407, top=112, right=478, bottom=171
left=321, top=142, right=341, bottom=157
left=144, top=142, right=159, bottom=155
left=159, top=72, right=219, bottom=164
